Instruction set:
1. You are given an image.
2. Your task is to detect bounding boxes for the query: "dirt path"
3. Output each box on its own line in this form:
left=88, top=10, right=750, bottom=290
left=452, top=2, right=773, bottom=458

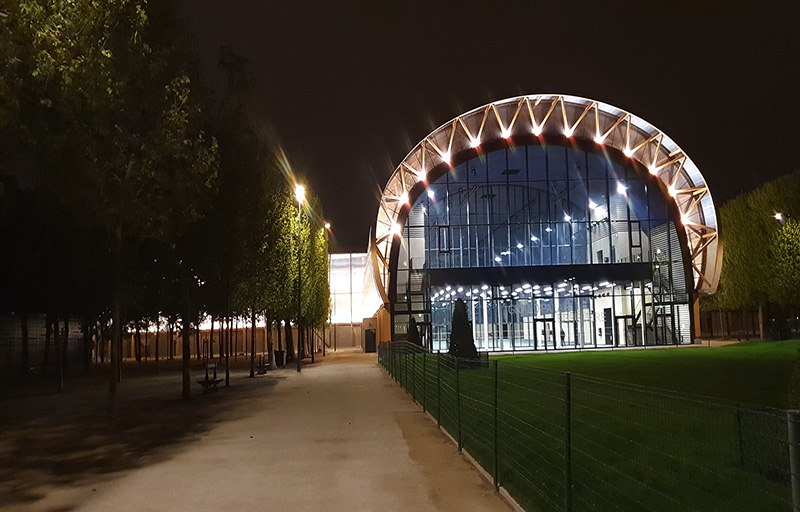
left=2, top=350, right=513, bottom=511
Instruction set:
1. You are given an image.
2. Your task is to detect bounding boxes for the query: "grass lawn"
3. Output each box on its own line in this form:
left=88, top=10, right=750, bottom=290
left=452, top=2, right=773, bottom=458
left=383, top=341, right=800, bottom=512
left=497, top=340, right=800, bottom=409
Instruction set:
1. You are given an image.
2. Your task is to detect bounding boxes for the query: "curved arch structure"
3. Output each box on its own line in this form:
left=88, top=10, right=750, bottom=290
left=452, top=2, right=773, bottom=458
left=371, top=95, right=720, bottom=308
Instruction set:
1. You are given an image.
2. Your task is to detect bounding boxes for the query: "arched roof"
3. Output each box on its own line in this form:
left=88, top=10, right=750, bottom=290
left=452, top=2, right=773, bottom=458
left=371, top=94, right=721, bottom=302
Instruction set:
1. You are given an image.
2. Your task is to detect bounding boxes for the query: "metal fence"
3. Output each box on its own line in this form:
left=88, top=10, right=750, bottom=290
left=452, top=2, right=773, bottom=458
left=378, top=341, right=798, bottom=512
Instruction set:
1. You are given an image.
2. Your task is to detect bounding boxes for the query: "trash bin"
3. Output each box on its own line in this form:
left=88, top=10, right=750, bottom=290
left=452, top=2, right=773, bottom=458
left=275, top=350, right=287, bottom=368
left=365, top=330, right=376, bottom=353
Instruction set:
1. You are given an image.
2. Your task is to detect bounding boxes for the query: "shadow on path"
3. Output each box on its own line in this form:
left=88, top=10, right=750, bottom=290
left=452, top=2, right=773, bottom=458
left=0, top=360, right=281, bottom=508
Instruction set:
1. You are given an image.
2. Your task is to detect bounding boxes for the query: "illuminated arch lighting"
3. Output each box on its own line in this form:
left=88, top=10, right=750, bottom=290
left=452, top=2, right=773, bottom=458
left=370, top=94, right=720, bottom=300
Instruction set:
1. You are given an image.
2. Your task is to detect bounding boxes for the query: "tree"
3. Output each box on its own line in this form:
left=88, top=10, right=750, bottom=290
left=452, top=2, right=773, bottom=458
left=2, top=1, right=219, bottom=408
left=448, top=299, right=478, bottom=359
left=718, top=172, right=800, bottom=338
left=770, top=221, right=800, bottom=309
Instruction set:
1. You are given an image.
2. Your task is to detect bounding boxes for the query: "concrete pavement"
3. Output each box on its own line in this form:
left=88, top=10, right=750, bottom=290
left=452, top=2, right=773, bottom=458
left=47, top=349, right=512, bottom=512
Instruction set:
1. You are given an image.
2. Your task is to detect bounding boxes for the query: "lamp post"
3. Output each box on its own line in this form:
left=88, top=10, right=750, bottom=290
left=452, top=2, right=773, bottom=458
left=322, top=222, right=331, bottom=358
left=295, top=184, right=305, bottom=373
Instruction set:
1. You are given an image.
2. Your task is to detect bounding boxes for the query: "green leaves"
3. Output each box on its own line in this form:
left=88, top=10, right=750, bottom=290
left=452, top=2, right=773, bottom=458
left=716, top=172, right=800, bottom=310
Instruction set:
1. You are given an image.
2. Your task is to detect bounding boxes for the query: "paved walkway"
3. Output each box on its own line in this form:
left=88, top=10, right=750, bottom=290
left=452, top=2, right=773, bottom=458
left=47, top=350, right=512, bottom=512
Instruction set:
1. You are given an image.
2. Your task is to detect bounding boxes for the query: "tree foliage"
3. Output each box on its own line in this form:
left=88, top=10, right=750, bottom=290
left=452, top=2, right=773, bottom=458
left=714, top=172, right=800, bottom=314
left=0, top=2, right=330, bottom=396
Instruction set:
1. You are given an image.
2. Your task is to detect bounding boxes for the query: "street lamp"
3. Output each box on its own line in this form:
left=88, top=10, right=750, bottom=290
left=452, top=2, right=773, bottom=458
left=295, top=184, right=305, bottom=373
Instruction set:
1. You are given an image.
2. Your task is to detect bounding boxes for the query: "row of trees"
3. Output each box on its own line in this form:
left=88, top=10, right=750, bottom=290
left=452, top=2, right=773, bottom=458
left=702, top=172, right=800, bottom=338
left=0, top=1, right=330, bottom=407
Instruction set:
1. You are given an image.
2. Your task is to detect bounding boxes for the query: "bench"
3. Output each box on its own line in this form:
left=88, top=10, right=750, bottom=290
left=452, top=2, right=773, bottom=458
left=197, top=363, right=224, bottom=393
left=255, top=354, right=269, bottom=375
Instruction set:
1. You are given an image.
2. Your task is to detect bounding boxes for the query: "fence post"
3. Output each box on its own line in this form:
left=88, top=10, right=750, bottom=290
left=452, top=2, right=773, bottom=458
left=412, top=351, right=416, bottom=402
left=423, top=351, right=427, bottom=413
left=565, top=371, right=572, bottom=512
left=456, top=357, right=462, bottom=452
left=788, top=410, right=800, bottom=512
left=437, top=351, right=442, bottom=428
left=493, top=359, right=499, bottom=492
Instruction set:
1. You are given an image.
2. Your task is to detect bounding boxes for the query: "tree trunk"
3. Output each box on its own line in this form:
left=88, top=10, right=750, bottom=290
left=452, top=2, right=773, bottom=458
left=99, top=322, right=106, bottom=363
left=168, top=321, right=175, bottom=360
left=134, top=322, right=142, bottom=362
left=182, top=285, right=191, bottom=401
left=225, top=315, right=230, bottom=386
left=154, top=322, right=160, bottom=373
left=234, top=317, right=239, bottom=361
left=277, top=320, right=283, bottom=351
left=144, top=327, right=148, bottom=365
left=209, top=317, right=214, bottom=361
left=195, top=320, right=201, bottom=361
left=109, top=225, right=121, bottom=424
left=284, top=319, right=294, bottom=362
left=57, top=316, right=68, bottom=393
left=249, top=309, right=256, bottom=378
left=21, top=312, right=29, bottom=375
left=82, top=319, right=91, bottom=373
left=298, top=323, right=304, bottom=361
left=42, top=312, right=53, bottom=374
left=310, top=327, right=315, bottom=363
left=758, top=303, right=765, bottom=340
left=53, top=316, right=61, bottom=390
left=267, top=316, right=276, bottom=370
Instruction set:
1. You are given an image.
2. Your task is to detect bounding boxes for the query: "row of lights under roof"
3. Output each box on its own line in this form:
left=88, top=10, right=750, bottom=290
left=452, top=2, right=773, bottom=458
left=462, top=123, right=649, bottom=155
left=431, top=281, right=617, bottom=301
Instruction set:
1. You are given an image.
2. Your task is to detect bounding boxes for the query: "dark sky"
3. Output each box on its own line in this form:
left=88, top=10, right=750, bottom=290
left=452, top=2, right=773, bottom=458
left=183, top=1, right=799, bottom=252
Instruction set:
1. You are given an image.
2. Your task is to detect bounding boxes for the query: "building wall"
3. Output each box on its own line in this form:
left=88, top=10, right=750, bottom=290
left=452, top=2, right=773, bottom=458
left=391, top=143, right=692, bottom=350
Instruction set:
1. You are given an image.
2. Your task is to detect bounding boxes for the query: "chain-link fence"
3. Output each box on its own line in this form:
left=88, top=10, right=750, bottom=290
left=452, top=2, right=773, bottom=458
left=379, top=341, right=798, bottom=512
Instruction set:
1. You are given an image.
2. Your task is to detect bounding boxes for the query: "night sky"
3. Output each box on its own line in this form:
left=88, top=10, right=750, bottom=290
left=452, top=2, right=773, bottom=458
left=183, top=1, right=799, bottom=253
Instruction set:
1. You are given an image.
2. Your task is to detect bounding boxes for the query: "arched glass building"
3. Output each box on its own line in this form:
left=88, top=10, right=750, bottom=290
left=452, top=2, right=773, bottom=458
left=365, top=95, right=721, bottom=352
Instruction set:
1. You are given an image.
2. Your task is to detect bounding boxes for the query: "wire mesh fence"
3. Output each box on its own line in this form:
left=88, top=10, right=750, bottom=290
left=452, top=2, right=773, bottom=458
left=378, top=341, right=797, bottom=512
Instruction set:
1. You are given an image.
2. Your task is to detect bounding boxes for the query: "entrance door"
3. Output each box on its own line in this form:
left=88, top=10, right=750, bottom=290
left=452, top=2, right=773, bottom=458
left=616, top=316, right=635, bottom=346
left=534, top=318, right=555, bottom=350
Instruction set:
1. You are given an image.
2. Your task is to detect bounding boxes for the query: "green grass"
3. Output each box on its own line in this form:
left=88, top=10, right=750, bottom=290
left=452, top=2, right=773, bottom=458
left=381, top=342, right=800, bottom=512
left=498, top=340, right=800, bottom=409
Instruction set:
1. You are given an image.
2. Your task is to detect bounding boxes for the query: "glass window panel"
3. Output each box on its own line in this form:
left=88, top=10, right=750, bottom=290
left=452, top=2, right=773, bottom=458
left=473, top=224, right=490, bottom=267
left=468, top=156, right=488, bottom=184
left=528, top=181, right=549, bottom=222
left=587, top=152, right=608, bottom=179
left=549, top=180, right=568, bottom=222
left=567, top=180, right=589, bottom=222
left=428, top=184, right=448, bottom=225
left=510, top=223, right=528, bottom=265
left=470, top=184, right=490, bottom=222
left=609, top=193, right=629, bottom=222
left=448, top=185, right=469, bottom=225
left=487, top=149, right=507, bottom=182
left=507, top=147, right=527, bottom=182
left=588, top=180, right=609, bottom=220
left=627, top=178, right=647, bottom=221
left=489, top=184, right=508, bottom=225
left=449, top=162, right=468, bottom=183
left=508, top=184, right=527, bottom=224
left=547, top=145, right=567, bottom=180
left=332, top=294, right=351, bottom=324
left=492, top=224, right=509, bottom=264
left=567, top=148, right=587, bottom=182
left=648, top=181, right=668, bottom=221
left=572, top=221, right=589, bottom=264
left=611, top=222, right=632, bottom=263
left=528, top=145, right=547, bottom=181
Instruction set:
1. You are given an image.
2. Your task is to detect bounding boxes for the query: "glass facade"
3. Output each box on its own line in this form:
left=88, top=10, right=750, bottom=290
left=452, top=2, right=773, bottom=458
left=392, top=143, right=692, bottom=352
left=329, top=253, right=367, bottom=324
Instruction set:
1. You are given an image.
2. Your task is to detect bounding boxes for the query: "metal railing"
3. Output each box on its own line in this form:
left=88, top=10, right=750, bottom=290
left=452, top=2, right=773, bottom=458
left=379, top=341, right=798, bottom=512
